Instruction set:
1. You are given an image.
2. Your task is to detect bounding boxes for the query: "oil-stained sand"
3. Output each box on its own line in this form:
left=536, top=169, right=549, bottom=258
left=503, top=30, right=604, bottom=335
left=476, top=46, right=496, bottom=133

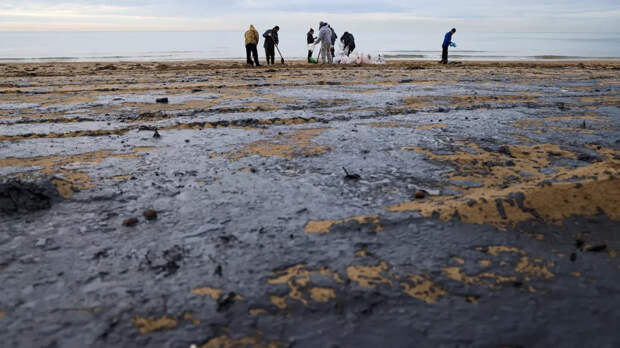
left=1, top=60, right=619, bottom=347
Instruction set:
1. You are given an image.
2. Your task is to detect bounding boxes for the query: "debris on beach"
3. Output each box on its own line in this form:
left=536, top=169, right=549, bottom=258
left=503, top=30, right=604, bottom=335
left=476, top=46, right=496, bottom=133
left=343, top=167, right=361, bottom=180
left=122, top=217, right=139, bottom=227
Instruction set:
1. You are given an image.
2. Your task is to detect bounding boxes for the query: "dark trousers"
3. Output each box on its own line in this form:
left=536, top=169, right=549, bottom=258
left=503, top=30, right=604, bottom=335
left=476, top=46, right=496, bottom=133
left=345, top=45, right=355, bottom=56
left=441, top=45, right=449, bottom=64
left=265, top=46, right=275, bottom=65
left=246, top=44, right=259, bottom=66
left=308, top=50, right=313, bottom=62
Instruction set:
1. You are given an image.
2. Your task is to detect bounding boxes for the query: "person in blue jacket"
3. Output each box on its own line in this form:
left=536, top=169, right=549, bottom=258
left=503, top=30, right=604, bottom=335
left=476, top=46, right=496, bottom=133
left=441, top=28, right=456, bottom=64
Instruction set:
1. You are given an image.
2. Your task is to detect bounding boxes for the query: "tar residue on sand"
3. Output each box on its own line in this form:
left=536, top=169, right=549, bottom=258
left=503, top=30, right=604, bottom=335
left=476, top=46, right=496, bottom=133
left=0, top=60, right=619, bottom=347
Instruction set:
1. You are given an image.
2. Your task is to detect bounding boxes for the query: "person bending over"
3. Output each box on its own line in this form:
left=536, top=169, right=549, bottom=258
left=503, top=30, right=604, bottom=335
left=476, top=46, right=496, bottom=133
left=263, top=26, right=280, bottom=65
left=341, top=32, right=356, bottom=56
left=307, top=28, right=316, bottom=62
left=441, top=28, right=456, bottom=64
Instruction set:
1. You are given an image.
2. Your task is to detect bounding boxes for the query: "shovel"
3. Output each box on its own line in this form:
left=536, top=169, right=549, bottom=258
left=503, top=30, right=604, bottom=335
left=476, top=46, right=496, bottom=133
left=275, top=43, right=285, bottom=64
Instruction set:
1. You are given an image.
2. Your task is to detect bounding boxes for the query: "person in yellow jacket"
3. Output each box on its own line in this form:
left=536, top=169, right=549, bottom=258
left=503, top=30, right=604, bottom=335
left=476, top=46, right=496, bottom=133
left=245, top=25, right=260, bottom=67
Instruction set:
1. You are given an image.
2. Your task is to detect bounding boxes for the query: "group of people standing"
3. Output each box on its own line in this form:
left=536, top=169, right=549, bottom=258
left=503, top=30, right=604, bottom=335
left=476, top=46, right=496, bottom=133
left=244, top=23, right=355, bottom=66
left=244, top=24, right=457, bottom=66
left=307, top=22, right=356, bottom=64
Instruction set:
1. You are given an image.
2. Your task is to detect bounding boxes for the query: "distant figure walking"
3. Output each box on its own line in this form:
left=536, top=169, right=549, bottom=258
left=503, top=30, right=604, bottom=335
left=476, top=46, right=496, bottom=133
left=341, top=32, right=356, bottom=56
left=329, top=25, right=338, bottom=58
left=307, top=28, right=316, bottom=63
left=441, top=28, right=456, bottom=64
left=245, top=25, right=260, bottom=67
left=315, top=22, right=333, bottom=64
left=263, top=26, right=280, bottom=65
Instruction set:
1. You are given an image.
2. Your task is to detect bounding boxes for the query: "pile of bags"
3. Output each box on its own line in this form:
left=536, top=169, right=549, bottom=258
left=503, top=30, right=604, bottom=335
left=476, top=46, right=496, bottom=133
left=334, top=53, right=385, bottom=65
left=332, top=42, right=385, bottom=65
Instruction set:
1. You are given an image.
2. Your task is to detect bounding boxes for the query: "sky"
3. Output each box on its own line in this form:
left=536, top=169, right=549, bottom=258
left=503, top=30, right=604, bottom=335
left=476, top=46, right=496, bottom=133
left=0, top=0, right=618, bottom=33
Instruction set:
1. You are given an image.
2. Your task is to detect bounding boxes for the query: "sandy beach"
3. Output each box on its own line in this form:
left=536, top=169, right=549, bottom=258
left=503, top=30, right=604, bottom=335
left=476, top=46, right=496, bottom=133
left=1, top=60, right=619, bottom=347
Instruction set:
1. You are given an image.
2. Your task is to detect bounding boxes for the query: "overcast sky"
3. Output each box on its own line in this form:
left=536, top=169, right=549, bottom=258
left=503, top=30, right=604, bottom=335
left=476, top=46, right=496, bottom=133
left=0, top=0, right=618, bottom=32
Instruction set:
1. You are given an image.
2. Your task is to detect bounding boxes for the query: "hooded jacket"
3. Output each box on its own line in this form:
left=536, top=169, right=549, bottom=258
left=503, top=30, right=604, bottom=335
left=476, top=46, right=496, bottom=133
left=307, top=31, right=315, bottom=44
left=315, top=24, right=331, bottom=46
left=245, top=25, right=259, bottom=46
left=263, top=29, right=279, bottom=49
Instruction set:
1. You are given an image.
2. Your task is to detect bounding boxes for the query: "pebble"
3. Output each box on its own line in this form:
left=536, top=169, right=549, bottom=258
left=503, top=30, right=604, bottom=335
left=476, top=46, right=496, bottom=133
left=122, top=218, right=139, bottom=227
left=35, top=238, right=47, bottom=247
left=156, top=97, right=169, bottom=104
left=143, top=209, right=158, bottom=221
left=415, top=191, right=426, bottom=199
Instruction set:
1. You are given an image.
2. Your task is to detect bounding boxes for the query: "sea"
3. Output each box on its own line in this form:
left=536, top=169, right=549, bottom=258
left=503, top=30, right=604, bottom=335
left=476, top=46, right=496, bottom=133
left=0, top=31, right=618, bottom=62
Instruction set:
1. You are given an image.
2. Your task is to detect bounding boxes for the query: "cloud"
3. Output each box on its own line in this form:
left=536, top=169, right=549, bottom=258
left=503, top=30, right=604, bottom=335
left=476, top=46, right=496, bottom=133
left=0, top=0, right=618, bottom=32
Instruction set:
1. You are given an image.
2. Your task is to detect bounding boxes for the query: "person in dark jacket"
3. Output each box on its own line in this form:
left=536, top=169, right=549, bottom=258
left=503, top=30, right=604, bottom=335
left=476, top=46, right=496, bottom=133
left=340, top=32, right=355, bottom=56
left=329, top=25, right=337, bottom=58
left=441, top=28, right=456, bottom=64
left=263, top=26, right=280, bottom=65
left=307, top=28, right=316, bottom=62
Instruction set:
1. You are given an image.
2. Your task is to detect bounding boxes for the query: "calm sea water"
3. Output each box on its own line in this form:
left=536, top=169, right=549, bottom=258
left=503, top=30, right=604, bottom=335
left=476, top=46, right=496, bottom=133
left=0, top=31, right=618, bottom=62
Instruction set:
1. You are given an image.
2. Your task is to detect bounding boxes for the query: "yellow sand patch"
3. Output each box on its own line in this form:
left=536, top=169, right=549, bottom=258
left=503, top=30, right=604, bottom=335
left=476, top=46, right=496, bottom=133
left=183, top=313, right=200, bottom=325
left=0, top=129, right=132, bottom=142
left=227, top=128, right=330, bottom=160
left=268, top=264, right=342, bottom=306
left=477, top=246, right=526, bottom=257
left=347, top=261, right=393, bottom=289
left=106, top=174, right=133, bottom=181
left=403, top=94, right=539, bottom=109
left=0, top=149, right=142, bottom=198
left=515, top=257, right=554, bottom=279
left=390, top=143, right=620, bottom=228
left=418, top=123, right=446, bottom=130
left=478, top=259, right=492, bottom=267
left=133, top=146, right=161, bottom=152
left=309, top=287, right=336, bottom=302
left=401, top=274, right=447, bottom=304
left=512, top=119, right=545, bottom=130
left=305, top=215, right=382, bottom=234
left=133, top=316, right=177, bottom=334
left=544, top=114, right=604, bottom=122
left=200, top=332, right=280, bottom=348
left=250, top=308, right=269, bottom=316
left=269, top=296, right=288, bottom=310
left=580, top=96, right=620, bottom=107
left=442, top=267, right=518, bottom=288
left=191, top=287, right=222, bottom=300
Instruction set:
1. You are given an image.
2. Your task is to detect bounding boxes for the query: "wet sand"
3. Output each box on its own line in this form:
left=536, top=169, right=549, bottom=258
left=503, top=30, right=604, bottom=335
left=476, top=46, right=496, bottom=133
left=1, top=60, right=619, bottom=347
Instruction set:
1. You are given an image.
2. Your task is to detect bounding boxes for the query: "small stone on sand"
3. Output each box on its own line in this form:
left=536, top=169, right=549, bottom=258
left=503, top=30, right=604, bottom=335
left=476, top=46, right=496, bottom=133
left=122, top=217, right=139, bottom=227
left=143, top=209, right=158, bottom=221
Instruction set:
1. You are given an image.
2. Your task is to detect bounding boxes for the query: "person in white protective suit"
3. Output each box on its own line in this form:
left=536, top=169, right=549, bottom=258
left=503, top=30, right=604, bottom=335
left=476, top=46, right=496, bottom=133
left=314, top=21, right=333, bottom=64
